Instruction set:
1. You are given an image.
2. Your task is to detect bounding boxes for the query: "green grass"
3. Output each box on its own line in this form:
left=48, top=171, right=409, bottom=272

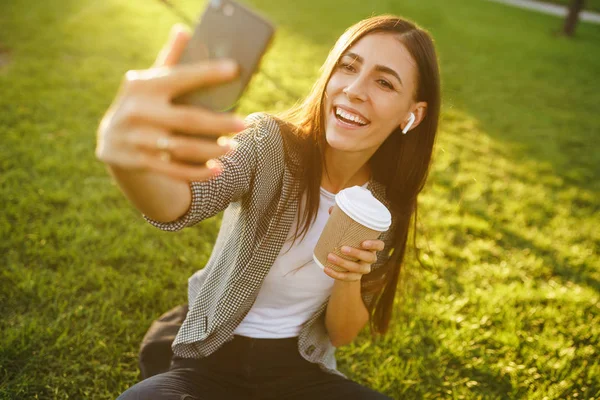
left=1, top=0, right=599, bottom=398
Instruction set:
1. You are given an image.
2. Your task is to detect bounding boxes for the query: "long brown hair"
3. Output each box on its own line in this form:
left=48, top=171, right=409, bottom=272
left=275, top=15, right=441, bottom=337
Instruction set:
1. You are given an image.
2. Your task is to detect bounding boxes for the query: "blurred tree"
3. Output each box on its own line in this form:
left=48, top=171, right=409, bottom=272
left=563, top=0, right=585, bottom=36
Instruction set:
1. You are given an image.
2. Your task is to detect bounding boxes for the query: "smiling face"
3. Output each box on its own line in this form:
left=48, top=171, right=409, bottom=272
left=324, top=32, right=421, bottom=154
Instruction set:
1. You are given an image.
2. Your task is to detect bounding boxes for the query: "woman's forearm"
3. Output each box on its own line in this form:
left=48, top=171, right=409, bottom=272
left=325, top=279, right=370, bottom=347
left=107, top=165, right=192, bottom=223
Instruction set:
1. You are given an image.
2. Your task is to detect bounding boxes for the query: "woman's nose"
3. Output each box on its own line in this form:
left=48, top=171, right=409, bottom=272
left=342, top=76, right=368, bottom=102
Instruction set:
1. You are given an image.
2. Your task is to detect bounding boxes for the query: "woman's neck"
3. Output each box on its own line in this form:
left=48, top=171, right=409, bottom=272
left=320, top=144, right=375, bottom=194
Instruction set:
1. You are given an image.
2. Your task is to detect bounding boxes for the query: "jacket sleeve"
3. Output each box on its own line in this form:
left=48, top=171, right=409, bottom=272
left=143, top=112, right=269, bottom=231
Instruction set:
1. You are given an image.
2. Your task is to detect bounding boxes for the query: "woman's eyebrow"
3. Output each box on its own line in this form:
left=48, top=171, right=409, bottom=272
left=343, top=52, right=403, bottom=87
left=376, top=65, right=403, bottom=87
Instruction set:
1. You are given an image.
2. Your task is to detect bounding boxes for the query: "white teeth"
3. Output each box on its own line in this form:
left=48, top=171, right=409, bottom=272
left=335, top=107, right=368, bottom=125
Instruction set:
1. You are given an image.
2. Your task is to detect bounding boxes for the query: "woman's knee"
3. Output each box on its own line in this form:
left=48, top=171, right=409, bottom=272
left=116, top=374, right=197, bottom=400
left=116, top=381, right=157, bottom=400
left=116, top=383, right=145, bottom=400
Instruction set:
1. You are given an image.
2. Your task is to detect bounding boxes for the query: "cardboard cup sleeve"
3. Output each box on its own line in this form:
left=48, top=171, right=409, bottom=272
left=313, top=186, right=392, bottom=273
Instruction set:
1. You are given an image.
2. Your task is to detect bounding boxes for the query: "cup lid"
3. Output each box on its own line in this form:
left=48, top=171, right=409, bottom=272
left=335, top=186, right=392, bottom=231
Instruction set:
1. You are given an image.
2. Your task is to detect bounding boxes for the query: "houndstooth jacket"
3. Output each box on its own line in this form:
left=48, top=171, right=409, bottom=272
left=144, top=112, right=397, bottom=379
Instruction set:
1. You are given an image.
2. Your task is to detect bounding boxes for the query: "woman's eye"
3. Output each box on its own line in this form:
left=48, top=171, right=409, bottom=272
left=378, top=79, right=394, bottom=90
left=339, top=62, right=355, bottom=72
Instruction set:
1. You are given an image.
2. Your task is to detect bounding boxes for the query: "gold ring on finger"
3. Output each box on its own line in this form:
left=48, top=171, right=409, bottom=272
left=156, top=136, right=171, bottom=151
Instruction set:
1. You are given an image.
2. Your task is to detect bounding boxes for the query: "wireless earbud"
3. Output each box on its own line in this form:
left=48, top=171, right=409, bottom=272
left=402, top=112, right=416, bottom=134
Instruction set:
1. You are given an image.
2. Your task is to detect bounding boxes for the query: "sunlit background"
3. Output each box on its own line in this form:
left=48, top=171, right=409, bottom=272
left=1, top=0, right=599, bottom=398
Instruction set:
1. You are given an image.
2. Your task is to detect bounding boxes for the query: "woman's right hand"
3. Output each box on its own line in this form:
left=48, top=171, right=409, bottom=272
left=95, top=24, right=246, bottom=182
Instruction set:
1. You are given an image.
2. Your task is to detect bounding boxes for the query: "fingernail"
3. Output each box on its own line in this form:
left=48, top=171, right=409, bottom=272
left=227, top=138, right=239, bottom=150
left=170, top=23, right=188, bottom=41
left=217, top=136, right=239, bottom=151
left=363, top=241, right=371, bottom=248
left=328, top=253, right=335, bottom=261
left=217, top=136, right=231, bottom=148
left=219, top=59, right=238, bottom=73
left=341, top=246, right=351, bottom=254
left=206, top=159, right=223, bottom=174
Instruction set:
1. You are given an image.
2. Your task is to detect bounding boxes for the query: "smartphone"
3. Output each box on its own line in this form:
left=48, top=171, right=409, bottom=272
left=172, top=0, right=275, bottom=112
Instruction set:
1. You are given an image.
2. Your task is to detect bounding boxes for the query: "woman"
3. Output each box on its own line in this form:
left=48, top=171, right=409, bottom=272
left=97, top=14, right=440, bottom=400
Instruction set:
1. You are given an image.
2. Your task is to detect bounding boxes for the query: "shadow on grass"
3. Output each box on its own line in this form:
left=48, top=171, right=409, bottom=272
left=381, top=317, right=516, bottom=398
left=484, top=210, right=599, bottom=294
left=432, top=149, right=600, bottom=295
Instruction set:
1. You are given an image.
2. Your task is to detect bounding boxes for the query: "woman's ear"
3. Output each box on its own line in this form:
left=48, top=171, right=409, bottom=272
left=401, top=102, right=428, bottom=132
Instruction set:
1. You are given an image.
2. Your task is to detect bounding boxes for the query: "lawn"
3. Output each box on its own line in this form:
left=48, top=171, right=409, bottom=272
left=1, top=0, right=599, bottom=399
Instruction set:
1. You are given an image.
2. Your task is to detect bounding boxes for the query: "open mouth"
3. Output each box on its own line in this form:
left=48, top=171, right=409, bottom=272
left=333, top=106, right=370, bottom=127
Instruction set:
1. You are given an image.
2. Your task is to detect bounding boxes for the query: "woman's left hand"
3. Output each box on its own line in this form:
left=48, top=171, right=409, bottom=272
left=323, top=239, right=386, bottom=282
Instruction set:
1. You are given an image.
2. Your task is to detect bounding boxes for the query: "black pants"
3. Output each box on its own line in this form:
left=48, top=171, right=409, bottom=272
left=118, top=335, right=393, bottom=400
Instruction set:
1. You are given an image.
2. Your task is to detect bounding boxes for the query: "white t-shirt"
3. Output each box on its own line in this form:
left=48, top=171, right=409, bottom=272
left=233, top=182, right=368, bottom=338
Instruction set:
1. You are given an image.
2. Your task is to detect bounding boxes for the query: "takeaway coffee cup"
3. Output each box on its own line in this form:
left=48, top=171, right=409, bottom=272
left=313, top=186, right=392, bottom=272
